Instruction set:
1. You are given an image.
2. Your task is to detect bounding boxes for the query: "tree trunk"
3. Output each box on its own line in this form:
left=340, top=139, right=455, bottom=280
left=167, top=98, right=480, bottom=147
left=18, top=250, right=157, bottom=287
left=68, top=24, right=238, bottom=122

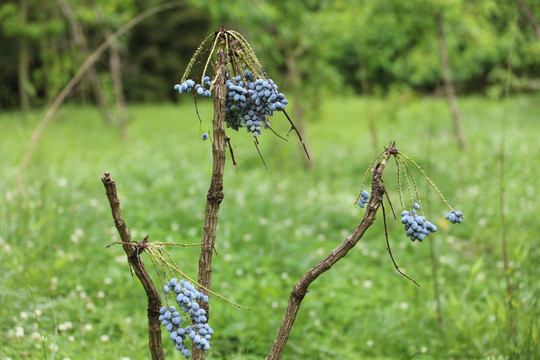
left=18, top=0, right=30, bottom=114
left=515, top=0, right=540, bottom=40
left=109, top=41, right=129, bottom=139
left=435, top=12, right=467, bottom=151
left=57, top=0, right=112, bottom=124
left=93, top=3, right=129, bottom=136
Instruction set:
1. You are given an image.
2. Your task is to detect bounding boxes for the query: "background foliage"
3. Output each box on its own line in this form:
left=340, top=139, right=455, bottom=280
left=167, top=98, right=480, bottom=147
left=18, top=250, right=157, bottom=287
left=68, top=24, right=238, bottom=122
left=0, top=0, right=539, bottom=108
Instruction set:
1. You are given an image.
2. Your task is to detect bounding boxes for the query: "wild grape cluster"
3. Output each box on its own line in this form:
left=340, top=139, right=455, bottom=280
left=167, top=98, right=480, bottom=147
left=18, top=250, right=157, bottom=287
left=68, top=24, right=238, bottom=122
left=161, top=278, right=213, bottom=359
left=400, top=202, right=438, bottom=242
left=173, top=71, right=288, bottom=138
left=445, top=210, right=463, bottom=224
left=224, top=71, right=288, bottom=137
left=357, top=190, right=370, bottom=208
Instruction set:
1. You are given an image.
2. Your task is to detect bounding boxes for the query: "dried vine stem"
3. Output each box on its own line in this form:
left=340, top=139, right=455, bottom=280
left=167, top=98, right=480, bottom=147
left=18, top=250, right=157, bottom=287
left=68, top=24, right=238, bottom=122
left=101, top=172, right=164, bottom=360
left=193, top=47, right=228, bottom=360
left=267, top=143, right=397, bottom=360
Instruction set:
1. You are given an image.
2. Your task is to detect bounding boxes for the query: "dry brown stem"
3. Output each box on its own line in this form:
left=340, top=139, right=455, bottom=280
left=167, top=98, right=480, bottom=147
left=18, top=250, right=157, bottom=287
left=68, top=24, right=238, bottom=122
left=101, top=172, right=164, bottom=360
left=193, top=49, right=227, bottom=360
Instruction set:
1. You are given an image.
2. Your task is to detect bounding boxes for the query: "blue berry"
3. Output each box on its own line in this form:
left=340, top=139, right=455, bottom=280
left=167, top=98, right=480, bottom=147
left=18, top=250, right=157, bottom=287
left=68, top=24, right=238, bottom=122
left=358, top=190, right=370, bottom=208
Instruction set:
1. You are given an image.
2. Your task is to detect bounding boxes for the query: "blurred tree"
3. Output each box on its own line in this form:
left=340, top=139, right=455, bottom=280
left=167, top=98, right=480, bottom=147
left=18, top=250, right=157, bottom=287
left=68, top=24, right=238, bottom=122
left=18, top=0, right=30, bottom=113
left=0, top=0, right=539, bottom=109
left=125, top=0, right=210, bottom=102
left=435, top=11, right=466, bottom=150
left=515, top=0, right=540, bottom=40
left=57, top=0, right=112, bottom=123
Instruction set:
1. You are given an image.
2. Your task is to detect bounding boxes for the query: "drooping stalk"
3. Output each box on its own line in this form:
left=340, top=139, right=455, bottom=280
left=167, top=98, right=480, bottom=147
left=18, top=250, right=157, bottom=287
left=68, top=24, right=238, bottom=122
left=193, top=46, right=227, bottom=360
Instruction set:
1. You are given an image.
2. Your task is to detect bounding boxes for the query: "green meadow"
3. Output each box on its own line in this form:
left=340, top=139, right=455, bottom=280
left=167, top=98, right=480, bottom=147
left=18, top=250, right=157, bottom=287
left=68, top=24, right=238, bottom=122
left=1, top=95, right=539, bottom=359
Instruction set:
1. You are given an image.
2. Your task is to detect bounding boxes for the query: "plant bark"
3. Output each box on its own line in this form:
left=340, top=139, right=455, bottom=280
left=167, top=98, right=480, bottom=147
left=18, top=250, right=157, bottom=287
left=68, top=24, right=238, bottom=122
left=267, top=144, right=396, bottom=360
left=435, top=12, right=467, bottom=151
left=193, top=49, right=227, bottom=360
left=101, top=172, right=164, bottom=360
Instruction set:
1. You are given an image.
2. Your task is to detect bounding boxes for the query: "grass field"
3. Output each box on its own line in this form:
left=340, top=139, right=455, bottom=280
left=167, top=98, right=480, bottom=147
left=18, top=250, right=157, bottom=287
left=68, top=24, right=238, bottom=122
left=1, top=94, right=539, bottom=359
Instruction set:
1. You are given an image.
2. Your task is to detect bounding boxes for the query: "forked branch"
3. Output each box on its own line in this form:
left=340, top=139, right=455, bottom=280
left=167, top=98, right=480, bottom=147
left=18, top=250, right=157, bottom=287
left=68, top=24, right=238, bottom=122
left=266, top=143, right=396, bottom=360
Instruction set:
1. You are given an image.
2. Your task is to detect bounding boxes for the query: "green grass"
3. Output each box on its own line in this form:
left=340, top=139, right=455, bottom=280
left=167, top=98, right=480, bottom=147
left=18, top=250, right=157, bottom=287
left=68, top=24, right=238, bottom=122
left=1, top=94, right=539, bottom=359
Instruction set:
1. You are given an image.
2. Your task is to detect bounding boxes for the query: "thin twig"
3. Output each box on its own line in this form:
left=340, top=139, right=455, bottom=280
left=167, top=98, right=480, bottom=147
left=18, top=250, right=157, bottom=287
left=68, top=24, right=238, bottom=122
left=254, top=139, right=268, bottom=169
left=226, top=137, right=238, bottom=171
left=355, top=149, right=385, bottom=204
left=383, top=186, right=396, bottom=220
left=283, top=109, right=310, bottom=159
left=381, top=201, right=420, bottom=287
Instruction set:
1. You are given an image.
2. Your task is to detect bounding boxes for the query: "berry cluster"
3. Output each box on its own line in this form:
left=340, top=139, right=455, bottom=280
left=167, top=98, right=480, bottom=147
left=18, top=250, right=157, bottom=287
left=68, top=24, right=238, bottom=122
left=446, top=210, right=463, bottom=224
left=173, top=72, right=287, bottom=138
left=400, top=202, right=437, bottom=242
left=174, top=77, right=212, bottom=98
left=161, top=278, right=213, bottom=359
left=224, top=71, right=288, bottom=137
left=357, top=190, right=370, bottom=208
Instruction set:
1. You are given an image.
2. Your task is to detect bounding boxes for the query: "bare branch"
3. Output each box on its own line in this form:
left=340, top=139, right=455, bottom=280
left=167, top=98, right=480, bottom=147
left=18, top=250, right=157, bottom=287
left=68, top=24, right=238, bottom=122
left=267, top=143, right=397, bottom=360
left=101, top=172, right=164, bottom=360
